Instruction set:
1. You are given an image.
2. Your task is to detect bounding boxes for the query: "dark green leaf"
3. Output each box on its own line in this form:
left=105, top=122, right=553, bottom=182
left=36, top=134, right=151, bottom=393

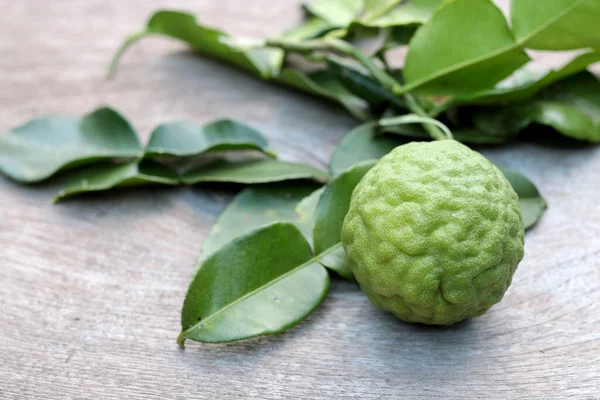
left=521, top=102, right=599, bottom=142
left=145, top=119, right=274, bottom=158
left=315, top=243, right=355, bottom=281
left=436, top=51, right=600, bottom=111
left=500, top=168, right=547, bottom=230
left=330, top=122, right=405, bottom=176
left=511, top=0, right=600, bottom=51
left=474, top=72, right=600, bottom=142
left=313, top=161, right=375, bottom=256
left=178, top=222, right=329, bottom=345
left=182, top=158, right=329, bottom=185
left=110, top=10, right=284, bottom=79
left=277, top=69, right=372, bottom=120
left=0, top=107, right=141, bottom=183
left=53, top=160, right=179, bottom=202
left=473, top=93, right=599, bottom=143
left=201, top=183, right=321, bottom=258
left=326, top=57, right=406, bottom=110
left=403, top=0, right=530, bottom=95
left=541, top=71, right=600, bottom=124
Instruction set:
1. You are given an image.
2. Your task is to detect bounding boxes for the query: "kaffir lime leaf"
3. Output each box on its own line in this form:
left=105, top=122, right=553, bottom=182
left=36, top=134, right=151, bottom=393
left=341, top=140, right=524, bottom=325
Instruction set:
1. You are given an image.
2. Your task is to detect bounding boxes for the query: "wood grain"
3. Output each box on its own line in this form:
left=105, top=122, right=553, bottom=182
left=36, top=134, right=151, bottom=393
left=1, top=1, right=599, bottom=398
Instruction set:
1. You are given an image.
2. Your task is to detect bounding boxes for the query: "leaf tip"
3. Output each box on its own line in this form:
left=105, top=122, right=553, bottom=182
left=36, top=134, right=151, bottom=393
left=52, top=193, right=66, bottom=204
left=265, top=148, right=278, bottom=158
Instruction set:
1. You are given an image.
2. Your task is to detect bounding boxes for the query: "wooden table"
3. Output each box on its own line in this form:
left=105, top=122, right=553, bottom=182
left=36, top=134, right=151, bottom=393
left=1, top=1, right=599, bottom=398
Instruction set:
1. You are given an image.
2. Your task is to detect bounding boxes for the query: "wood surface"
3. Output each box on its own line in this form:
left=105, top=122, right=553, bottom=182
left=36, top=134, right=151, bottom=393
left=1, top=0, right=599, bottom=398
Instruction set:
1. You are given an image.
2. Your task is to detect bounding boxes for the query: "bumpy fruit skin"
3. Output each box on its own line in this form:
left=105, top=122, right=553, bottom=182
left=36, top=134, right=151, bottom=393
left=341, top=140, right=524, bottom=325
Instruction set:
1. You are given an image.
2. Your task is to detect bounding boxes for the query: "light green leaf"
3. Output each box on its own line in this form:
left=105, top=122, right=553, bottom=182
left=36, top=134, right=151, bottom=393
left=281, top=17, right=333, bottom=40
left=436, top=51, right=600, bottom=111
left=145, top=119, right=274, bottom=158
left=277, top=69, right=372, bottom=120
left=362, top=0, right=403, bottom=20
left=178, top=223, right=329, bottom=345
left=500, top=168, right=547, bottom=230
left=330, top=122, right=405, bottom=176
left=53, top=160, right=179, bottom=202
left=295, top=186, right=325, bottom=225
left=313, top=161, right=375, bottom=256
left=0, top=107, right=142, bottom=183
left=109, top=10, right=284, bottom=79
left=379, top=114, right=454, bottom=139
left=201, top=183, right=321, bottom=258
left=303, top=0, right=364, bottom=27
left=182, top=158, right=329, bottom=185
left=403, top=0, right=530, bottom=95
left=358, top=0, right=439, bottom=28
left=315, top=243, right=355, bottom=281
left=511, top=0, right=600, bottom=51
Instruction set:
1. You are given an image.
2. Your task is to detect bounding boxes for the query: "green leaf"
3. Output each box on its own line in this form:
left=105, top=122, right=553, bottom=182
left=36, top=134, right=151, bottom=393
left=500, top=168, right=547, bottom=230
left=313, top=161, right=375, bottom=255
left=315, top=243, right=355, bottom=281
left=303, top=0, right=364, bottom=27
left=281, top=17, right=334, bottom=40
left=522, top=102, right=599, bottom=142
left=326, top=57, right=406, bottom=110
left=145, top=119, right=274, bottom=158
left=357, top=0, right=440, bottom=28
left=403, top=0, right=530, bottom=95
left=201, top=183, right=321, bottom=259
left=295, top=187, right=325, bottom=228
left=109, top=10, right=284, bottom=79
left=182, top=158, right=330, bottom=185
left=362, top=0, right=404, bottom=20
left=436, top=51, right=600, bottom=110
left=330, top=122, right=405, bottom=176
left=0, top=107, right=142, bottom=183
left=53, top=160, right=179, bottom=202
left=473, top=72, right=600, bottom=142
left=511, top=0, right=600, bottom=51
left=178, top=222, right=329, bottom=345
left=277, top=69, right=372, bottom=120
left=541, top=71, right=600, bottom=129
left=330, top=122, right=507, bottom=178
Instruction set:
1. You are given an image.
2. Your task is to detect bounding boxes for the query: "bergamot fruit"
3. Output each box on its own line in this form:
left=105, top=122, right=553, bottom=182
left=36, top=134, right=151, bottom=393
left=341, top=140, right=524, bottom=325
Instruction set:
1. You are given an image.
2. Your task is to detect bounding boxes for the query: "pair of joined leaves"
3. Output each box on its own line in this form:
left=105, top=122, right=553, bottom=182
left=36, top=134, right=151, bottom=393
left=0, top=107, right=329, bottom=201
left=178, top=123, right=546, bottom=346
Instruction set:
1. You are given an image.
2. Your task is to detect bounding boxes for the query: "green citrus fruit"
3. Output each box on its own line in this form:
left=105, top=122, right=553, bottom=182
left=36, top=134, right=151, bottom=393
left=341, top=140, right=524, bottom=325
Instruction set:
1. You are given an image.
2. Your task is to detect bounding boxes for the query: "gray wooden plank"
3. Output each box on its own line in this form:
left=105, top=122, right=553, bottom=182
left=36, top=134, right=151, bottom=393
left=0, top=0, right=599, bottom=398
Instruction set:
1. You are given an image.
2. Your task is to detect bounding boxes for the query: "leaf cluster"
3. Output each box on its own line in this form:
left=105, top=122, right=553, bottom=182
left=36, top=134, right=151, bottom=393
left=0, top=107, right=328, bottom=201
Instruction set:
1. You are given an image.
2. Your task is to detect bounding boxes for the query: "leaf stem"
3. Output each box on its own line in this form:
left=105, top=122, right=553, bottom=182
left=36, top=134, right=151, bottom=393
left=107, top=30, right=150, bottom=79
